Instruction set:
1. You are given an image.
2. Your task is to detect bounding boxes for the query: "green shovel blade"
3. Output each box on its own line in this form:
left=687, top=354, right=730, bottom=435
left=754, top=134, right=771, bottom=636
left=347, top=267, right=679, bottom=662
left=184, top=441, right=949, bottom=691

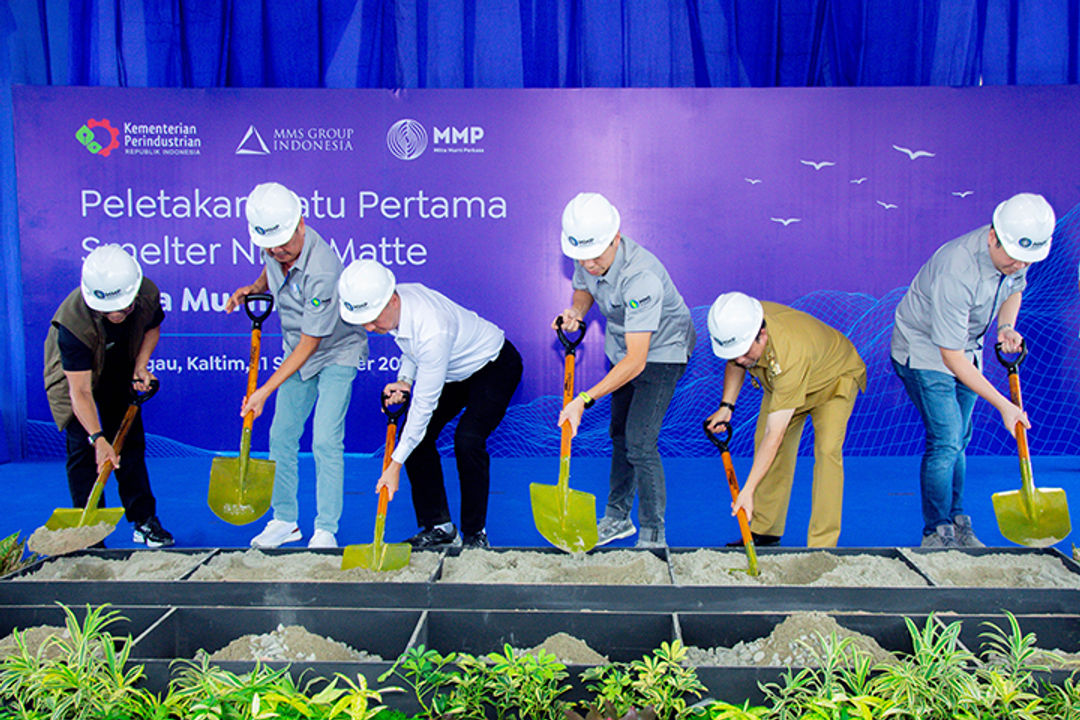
left=44, top=507, right=124, bottom=531
left=993, top=487, right=1071, bottom=548
left=208, top=454, right=275, bottom=526
left=530, top=457, right=598, bottom=553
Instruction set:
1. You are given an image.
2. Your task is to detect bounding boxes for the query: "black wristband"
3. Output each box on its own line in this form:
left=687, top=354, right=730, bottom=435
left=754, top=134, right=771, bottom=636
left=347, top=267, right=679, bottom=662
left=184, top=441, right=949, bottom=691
left=720, top=401, right=736, bottom=412
left=88, top=431, right=105, bottom=445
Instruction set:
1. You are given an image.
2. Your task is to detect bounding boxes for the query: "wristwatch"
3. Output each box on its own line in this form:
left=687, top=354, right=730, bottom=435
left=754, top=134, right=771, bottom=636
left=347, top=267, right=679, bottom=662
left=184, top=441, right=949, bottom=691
left=578, top=391, right=596, bottom=409
left=88, top=431, right=105, bottom=445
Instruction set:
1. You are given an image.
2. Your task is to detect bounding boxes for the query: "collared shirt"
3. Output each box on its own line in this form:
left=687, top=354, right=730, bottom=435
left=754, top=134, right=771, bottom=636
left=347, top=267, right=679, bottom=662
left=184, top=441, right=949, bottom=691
left=891, top=225, right=1026, bottom=374
left=572, top=236, right=695, bottom=364
left=264, top=226, right=366, bottom=380
left=390, top=283, right=506, bottom=464
left=750, top=302, right=867, bottom=414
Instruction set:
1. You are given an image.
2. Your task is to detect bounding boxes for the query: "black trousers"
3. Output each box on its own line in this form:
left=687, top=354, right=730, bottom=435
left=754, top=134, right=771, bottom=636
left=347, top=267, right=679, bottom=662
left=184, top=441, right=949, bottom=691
left=65, top=393, right=156, bottom=525
left=405, top=340, right=523, bottom=536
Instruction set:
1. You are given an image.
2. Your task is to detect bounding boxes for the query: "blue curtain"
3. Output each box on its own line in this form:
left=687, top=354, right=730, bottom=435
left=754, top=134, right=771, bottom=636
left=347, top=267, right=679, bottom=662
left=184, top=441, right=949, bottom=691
left=1, top=0, right=1078, bottom=459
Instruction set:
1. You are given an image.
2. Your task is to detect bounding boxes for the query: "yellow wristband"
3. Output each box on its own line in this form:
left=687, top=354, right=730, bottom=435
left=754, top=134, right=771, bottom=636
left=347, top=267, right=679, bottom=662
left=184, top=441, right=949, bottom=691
left=578, top=391, right=595, bottom=409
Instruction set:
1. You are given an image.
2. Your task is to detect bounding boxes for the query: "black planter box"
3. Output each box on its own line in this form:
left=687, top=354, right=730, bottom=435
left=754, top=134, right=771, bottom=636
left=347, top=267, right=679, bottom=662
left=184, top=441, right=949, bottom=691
left=129, top=605, right=422, bottom=695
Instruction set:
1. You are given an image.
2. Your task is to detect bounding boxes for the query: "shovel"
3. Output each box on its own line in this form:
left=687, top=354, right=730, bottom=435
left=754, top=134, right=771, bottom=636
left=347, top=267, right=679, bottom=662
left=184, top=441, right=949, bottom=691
left=992, top=341, right=1070, bottom=547
left=342, top=391, right=413, bottom=571
left=39, top=379, right=159, bottom=547
left=208, top=293, right=276, bottom=525
left=704, top=420, right=759, bottom=576
left=530, top=317, right=599, bottom=553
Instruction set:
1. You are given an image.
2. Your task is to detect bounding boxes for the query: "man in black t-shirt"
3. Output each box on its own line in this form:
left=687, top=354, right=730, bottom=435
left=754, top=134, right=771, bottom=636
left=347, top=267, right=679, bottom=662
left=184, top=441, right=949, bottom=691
left=43, top=244, right=174, bottom=547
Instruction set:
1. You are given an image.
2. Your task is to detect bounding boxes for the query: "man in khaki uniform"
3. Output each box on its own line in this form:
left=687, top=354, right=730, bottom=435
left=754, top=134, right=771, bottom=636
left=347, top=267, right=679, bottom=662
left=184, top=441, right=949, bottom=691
left=705, top=292, right=866, bottom=547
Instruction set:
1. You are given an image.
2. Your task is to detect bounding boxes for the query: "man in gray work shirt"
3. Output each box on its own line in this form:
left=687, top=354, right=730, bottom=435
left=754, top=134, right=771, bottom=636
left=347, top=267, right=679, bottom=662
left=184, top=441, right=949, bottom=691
left=891, top=192, right=1054, bottom=548
left=553, top=192, right=695, bottom=548
left=226, top=182, right=366, bottom=550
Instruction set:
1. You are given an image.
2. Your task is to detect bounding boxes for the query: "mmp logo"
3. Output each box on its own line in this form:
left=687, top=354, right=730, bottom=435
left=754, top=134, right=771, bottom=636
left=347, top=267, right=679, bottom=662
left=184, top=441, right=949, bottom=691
left=75, top=119, right=120, bottom=158
left=387, top=119, right=428, bottom=160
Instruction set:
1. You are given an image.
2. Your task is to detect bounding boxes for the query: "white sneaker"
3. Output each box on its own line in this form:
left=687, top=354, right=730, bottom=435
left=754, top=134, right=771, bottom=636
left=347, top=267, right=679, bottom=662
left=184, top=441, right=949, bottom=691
left=250, top=519, right=301, bottom=549
left=307, top=529, right=337, bottom=549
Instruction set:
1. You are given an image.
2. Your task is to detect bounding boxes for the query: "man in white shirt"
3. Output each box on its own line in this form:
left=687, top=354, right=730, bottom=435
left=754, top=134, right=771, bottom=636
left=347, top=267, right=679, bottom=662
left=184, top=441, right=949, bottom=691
left=337, top=260, right=523, bottom=548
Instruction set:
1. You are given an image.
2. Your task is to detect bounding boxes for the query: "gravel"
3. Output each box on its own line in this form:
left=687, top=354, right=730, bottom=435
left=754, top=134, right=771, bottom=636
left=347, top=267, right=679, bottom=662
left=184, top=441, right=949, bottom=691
left=671, top=550, right=929, bottom=586
left=440, top=549, right=671, bottom=584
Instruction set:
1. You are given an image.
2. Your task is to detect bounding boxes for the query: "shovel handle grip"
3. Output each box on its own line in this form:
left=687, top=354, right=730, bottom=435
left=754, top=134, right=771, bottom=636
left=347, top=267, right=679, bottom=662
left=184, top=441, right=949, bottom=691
left=131, top=378, right=159, bottom=405
left=244, top=293, right=274, bottom=329
left=555, top=316, right=586, bottom=355
left=381, top=390, right=411, bottom=421
left=376, top=483, right=390, bottom=516
left=995, top=339, right=1027, bottom=374
left=703, top=419, right=733, bottom=452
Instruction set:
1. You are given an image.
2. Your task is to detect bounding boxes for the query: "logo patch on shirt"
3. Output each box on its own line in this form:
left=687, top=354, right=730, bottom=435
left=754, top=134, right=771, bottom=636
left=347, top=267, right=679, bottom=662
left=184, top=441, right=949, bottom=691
left=311, top=297, right=329, bottom=308
left=627, top=295, right=651, bottom=309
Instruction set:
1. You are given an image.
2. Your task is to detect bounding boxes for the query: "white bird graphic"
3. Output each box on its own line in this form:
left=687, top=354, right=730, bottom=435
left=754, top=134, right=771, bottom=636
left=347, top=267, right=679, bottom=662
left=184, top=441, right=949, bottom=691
left=952, top=190, right=974, bottom=198
left=800, top=159, right=836, bottom=170
left=744, top=178, right=762, bottom=184
left=892, top=144, right=935, bottom=160
left=877, top=201, right=898, bottom=210
left=850, top=177, right=868, bottom=184
left=770, top=217, right=802, bottom=226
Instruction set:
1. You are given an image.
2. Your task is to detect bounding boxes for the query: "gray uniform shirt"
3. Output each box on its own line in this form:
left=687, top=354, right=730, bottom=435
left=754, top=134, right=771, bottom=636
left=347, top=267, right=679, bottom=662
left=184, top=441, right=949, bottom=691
left=264, top=226, right=366, bottom=380
left=572, top=236, right=695, bottom=364
left=891, top=224, right=1026, bottom=374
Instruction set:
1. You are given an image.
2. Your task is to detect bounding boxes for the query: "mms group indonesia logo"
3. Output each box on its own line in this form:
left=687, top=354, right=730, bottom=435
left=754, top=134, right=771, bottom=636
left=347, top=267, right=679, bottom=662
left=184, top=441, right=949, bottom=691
left=75, top=119, right=120, bottom=157
left=387, top=119, right=427, bottom=160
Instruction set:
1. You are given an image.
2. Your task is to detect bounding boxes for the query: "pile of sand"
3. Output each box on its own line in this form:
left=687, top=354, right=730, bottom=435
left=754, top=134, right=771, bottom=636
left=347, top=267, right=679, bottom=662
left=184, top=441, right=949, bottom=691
left=187, top=548, right=439, bottom=582
left=13, top=550, right=210, bottom=581
left=900, top=550, right=1080, bottom=588
left=440, top=549, right=670, bottom=585
left=521, top=632, right=609, bottom=665
left=27, top=523, right=114, bottom=557
left=671, top=550, right=928, bottom=586
left=684, top=612, right=896, bottom=667
left=205, top=623, right=382, bottom=663
left=0, top=625, right=72, bottom=659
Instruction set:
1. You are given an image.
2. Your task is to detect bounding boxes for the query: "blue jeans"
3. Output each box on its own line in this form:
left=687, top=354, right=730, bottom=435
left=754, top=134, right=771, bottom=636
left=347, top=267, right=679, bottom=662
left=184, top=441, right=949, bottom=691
left=269, top=363, right=357, bottom=534
left=606, top=362, right=686, bottom=537
left=891, top=358, right=977, bottom=535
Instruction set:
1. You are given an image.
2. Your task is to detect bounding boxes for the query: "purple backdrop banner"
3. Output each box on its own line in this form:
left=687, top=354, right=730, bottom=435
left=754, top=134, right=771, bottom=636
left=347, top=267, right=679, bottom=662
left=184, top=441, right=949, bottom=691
left=13, top=86, right=1080, bottom=457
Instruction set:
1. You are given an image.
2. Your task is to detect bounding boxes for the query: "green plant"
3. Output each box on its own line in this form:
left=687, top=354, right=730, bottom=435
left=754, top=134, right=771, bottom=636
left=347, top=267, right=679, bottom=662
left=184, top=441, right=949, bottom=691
left=0, top=603, right=153, bottom=720
left=583, top=640, right=704, bottom=720
left=441, top=651, right=490, bottom=720
left=702, top=699, right=768, bottom=719
left=977, top=611, right=1051, bottom=682
left=484, top=643, right=571, bottom=720
left=0, top=532, right=38, bottom=577
left=379, top=645, right=459, bottom=719
left=1042, top=671, right=1080, bottom=719
left=168, top=653, right=389, bottom=720
left=758, top=632, right=888, bottom=720
left=868, top=614, right=977, bottom=719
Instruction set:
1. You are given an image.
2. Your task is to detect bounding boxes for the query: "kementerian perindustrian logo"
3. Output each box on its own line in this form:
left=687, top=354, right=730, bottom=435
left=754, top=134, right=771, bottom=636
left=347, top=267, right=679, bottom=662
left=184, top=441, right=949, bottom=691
left=75, top=119, right=120, bottom=158
left=387, top=119, right=428, bottom=160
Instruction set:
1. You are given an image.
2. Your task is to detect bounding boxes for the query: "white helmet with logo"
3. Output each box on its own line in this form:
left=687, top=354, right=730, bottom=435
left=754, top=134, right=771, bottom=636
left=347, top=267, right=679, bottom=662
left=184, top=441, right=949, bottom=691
left=561, top=192, right=621, bottom=260
left=338, top=259, right=396, bottom=325
left=707, top=292, right=764, bottom=359
left=81, top=244, right=143, bottom=312
left=992, top=193, right=1054, bottom=263
left=246, top=182, right=302, bottom=248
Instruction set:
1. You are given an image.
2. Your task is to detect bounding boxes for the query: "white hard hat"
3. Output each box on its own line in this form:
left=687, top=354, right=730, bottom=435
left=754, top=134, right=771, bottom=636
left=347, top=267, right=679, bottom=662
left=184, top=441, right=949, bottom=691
left=707, top=292, right=764, bottom=359
left=246, top=182, right=302, bottom=248
left=338, top=260, right=396, bottom=325
left=561, top=192, right=621, bottom=260
left=992, top=193, right=1054, bottom=263
left=81, top=244, right=143, bottom=312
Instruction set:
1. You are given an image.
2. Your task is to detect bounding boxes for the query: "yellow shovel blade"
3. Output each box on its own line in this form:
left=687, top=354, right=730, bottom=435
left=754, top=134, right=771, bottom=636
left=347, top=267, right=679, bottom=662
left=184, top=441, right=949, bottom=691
left=208, top=456, right=275, bottom=525
left=529, top=482, right=598, bottom=553
left=44, top=507, right=124, bottom=531
left=993, top=487, right=1071, bottom=548
left=341, top=542, right=411, bottom=571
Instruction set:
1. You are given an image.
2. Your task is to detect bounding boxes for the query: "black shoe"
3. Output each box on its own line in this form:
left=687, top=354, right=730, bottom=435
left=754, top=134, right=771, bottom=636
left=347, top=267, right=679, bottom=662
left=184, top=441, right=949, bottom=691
left=726, top=532, right=781, bottom=547
left=406, top=525, right=461, bottom=549
left=132, top=516, right=174, bottom=548
left=462, top=530, right=490, bottom=549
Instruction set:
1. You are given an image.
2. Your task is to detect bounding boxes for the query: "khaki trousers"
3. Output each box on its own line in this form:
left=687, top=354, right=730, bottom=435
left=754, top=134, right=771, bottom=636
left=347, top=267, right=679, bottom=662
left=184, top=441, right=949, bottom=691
left=750, top=375, right=860, bottom=547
